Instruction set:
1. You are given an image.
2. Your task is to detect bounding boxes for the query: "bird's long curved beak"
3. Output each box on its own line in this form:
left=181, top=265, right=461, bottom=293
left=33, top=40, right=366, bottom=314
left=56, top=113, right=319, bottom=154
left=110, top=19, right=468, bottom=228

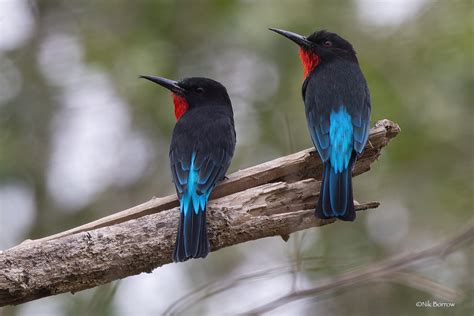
left=139, top=75, right=185, bottom=94
left=269, top=28, right=311, bottom=49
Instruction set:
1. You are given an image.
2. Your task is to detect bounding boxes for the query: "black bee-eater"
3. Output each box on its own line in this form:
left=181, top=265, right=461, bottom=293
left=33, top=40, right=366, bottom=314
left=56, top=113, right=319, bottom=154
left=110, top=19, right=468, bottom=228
left=141, top=76, right=236, bottom=261
left=270, top=28, right=371, bottom=221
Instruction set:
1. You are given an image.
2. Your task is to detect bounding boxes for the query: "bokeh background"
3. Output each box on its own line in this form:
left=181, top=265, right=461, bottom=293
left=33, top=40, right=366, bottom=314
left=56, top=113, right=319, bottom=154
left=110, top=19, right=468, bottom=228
left=0, top=0, right=472, bottom=315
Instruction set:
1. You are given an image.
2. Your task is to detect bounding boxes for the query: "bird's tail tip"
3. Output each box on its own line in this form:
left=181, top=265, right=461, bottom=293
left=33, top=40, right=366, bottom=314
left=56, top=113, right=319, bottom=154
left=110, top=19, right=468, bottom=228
left=315, top=206, right=356, bottom=222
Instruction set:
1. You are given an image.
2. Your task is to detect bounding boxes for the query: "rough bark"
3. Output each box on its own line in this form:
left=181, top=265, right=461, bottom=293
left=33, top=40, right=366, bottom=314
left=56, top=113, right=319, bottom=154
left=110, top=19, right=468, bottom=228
left=0, top=119, right=399, bottom=306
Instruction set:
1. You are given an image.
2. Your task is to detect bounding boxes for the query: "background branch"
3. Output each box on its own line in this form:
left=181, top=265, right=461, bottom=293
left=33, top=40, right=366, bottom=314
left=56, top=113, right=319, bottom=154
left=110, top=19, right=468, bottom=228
left=0, top=119, right=399, bottom=306
left=246, top=221, right=473, bottom=315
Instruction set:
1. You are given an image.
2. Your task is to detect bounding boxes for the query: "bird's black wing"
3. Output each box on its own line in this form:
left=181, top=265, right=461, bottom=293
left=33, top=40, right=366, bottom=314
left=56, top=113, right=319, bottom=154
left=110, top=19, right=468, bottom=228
left=352, top=84, right=371, bottom=154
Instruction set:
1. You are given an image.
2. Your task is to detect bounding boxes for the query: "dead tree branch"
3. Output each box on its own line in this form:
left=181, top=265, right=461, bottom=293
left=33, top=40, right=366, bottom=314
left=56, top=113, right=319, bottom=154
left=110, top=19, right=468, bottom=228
left=0, top=119, right=399, bottom=306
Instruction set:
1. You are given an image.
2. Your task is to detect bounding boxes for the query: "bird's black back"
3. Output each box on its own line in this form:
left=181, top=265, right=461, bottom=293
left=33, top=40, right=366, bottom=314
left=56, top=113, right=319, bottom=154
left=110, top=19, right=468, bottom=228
left=169, top=105, right=236, bottom=191
left=303, top=59, right=371, bottom=159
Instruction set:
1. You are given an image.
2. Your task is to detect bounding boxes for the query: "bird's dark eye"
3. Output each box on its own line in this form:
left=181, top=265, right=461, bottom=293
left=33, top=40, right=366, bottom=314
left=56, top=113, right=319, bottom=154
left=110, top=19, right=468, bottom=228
left=196, top=87, right=204, bottom=93
left=323, top=40, right=332, bottom=48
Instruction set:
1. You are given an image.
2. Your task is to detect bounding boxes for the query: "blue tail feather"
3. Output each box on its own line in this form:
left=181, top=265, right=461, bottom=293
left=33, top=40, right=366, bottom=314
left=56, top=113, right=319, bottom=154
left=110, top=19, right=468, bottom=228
left=315, top=105, right=356, bottom=221
left=173, top=155, right=211, bottom=262
left=173, top=200, right=209, bottom=262
left=315, top=154, right=356, bottom=221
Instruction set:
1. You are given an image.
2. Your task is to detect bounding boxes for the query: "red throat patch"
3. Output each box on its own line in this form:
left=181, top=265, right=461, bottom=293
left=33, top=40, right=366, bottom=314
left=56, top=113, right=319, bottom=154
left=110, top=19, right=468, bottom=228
left=172, top=93, right=189, bottom=120
left=299, top=48, right=320, bottom=78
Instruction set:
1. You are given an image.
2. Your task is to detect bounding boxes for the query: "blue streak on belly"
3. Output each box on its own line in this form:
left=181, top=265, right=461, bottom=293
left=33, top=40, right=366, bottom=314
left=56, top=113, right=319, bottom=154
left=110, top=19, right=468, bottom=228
left=180, top=153, right=211, bottom=216
left=329, top=106, right=353, bottom=173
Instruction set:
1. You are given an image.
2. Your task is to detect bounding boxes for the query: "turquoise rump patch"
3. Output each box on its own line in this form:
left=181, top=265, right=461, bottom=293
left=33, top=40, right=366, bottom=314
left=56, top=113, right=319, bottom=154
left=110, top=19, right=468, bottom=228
left=180, top=153, right=211, bottom=216
left=329, top=106, right=353, bottom=173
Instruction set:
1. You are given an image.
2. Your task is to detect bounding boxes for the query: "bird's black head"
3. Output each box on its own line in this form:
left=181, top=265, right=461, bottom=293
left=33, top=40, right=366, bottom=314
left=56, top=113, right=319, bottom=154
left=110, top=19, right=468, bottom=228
left=140, top=76, right=232, bottom=120
left=306, top=30, right=356, bottom=59
left=269, top=28, right=358, bottom=76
